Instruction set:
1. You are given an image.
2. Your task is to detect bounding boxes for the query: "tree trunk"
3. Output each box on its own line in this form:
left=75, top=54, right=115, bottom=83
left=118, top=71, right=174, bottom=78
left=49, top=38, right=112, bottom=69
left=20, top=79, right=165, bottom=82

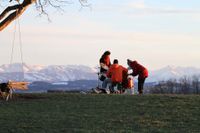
left=0, top=0, right=35, bottom=31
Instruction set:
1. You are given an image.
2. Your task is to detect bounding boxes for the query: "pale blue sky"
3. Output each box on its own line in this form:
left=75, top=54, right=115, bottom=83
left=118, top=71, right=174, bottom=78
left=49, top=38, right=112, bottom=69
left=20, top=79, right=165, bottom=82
left=1, top=0, right=200, bottom=70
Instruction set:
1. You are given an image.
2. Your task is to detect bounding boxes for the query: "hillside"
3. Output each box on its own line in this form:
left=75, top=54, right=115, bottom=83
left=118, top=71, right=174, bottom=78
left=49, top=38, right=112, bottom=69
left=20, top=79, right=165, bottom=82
left=0, top=93, right=200, bottom=133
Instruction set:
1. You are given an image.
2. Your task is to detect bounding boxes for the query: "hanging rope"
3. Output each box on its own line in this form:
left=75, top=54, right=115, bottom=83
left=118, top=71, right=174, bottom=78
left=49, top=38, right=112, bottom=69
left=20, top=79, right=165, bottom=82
left=17, top=16, right=25, bottom=80
left=10, top=8, right=25, bottom=81
left=10, top=19, right=17, bottom=65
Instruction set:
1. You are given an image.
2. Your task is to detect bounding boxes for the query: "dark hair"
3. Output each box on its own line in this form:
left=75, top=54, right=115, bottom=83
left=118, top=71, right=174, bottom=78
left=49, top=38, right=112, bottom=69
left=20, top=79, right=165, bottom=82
left=103, top=51, right=111, bottom=56
left=127, top=59, right=132, bottom=62
left=127, top=59, right=132, bottom=63
left=113, top=59, right=118, bottom=64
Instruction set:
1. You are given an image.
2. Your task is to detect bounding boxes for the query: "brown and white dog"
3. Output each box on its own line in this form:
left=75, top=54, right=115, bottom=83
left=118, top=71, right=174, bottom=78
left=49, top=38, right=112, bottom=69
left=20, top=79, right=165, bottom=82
left=0, top=83, right=13, bottom=101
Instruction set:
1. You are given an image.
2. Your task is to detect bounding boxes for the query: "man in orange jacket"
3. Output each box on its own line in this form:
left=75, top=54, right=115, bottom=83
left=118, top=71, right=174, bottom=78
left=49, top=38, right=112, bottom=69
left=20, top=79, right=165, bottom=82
left=102, top=59, right=128, bottom=93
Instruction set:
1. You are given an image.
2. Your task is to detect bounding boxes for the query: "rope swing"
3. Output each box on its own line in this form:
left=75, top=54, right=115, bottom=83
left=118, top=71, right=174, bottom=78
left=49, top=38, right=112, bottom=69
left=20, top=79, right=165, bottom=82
left=0, top=8, right=29, bottom=101
left=10, top=8, right=25, bottom=81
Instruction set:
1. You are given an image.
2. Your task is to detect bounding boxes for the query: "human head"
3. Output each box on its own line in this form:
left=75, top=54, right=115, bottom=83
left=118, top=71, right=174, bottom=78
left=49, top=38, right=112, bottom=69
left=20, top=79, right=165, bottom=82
left=113, top=59, right=118, bottom=64
left=127, top=59, right=132, bottom=66
left=103, top=51, right=111, bottom=56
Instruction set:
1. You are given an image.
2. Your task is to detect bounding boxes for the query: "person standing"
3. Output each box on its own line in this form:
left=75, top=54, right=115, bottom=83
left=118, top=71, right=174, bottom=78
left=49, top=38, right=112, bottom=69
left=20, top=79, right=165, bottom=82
left=93, top=51, right=111, bottom=94
left=99, top=51, right=111, bottom=81
left=127, top=59, right=148, bottom=94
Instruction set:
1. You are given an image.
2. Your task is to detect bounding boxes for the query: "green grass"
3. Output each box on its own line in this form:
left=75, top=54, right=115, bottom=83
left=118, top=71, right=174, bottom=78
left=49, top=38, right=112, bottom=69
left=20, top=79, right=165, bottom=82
left=0, top=93, right=200, bottom=133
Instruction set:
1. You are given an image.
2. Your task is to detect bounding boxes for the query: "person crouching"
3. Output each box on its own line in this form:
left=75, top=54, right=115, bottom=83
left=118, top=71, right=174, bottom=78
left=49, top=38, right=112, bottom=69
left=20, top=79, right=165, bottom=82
left=102, top=59, right=128, bottom=94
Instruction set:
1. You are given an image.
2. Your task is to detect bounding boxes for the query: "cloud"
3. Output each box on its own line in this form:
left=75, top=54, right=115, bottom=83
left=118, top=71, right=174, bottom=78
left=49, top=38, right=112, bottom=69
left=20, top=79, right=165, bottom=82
left=127, top=1, right=200, bottom=15
left=190, top=14, right=200, bottom=22
left=92, top=0, right=200, bottom=17
left=134, top=7, right=200, bottom=15
left=128, top=0, right=146, bottom=9
left=2, top=10, right=200, bottom=47
left=1, top=13, right=200, bottom=69
left=8, top=23, right=200, bottom=47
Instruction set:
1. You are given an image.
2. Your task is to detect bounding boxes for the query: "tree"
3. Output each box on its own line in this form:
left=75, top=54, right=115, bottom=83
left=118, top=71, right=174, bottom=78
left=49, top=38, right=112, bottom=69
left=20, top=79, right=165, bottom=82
left=0, top=0, right=89, bottom=31
left=192, top=75, right=200, bottom=94
left=179, top=76, right=191, bottom=94
left=166, top=79, right=176, bottom=94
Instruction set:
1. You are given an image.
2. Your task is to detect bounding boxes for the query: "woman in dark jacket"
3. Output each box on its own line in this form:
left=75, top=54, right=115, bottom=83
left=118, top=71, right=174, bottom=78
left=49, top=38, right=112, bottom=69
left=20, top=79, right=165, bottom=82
left=127, top=59, right=148, bottom=94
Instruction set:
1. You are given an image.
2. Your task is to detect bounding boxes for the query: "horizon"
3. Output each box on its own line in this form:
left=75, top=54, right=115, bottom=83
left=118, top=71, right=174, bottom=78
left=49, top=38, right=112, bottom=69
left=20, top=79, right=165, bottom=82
left=1, top=0, right=200, bottom=70
left=0, top=62, right=200, bottom=71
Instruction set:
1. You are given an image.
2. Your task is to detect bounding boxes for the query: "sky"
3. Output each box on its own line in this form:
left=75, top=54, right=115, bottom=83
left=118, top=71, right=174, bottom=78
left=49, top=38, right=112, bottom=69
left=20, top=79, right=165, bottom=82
left=1, top=0, right=200, bottom=70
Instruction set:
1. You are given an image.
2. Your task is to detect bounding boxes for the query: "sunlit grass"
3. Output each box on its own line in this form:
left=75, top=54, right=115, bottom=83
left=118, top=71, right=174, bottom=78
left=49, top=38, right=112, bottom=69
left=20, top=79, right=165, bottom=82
left=0, top=93, right=199, bottom=133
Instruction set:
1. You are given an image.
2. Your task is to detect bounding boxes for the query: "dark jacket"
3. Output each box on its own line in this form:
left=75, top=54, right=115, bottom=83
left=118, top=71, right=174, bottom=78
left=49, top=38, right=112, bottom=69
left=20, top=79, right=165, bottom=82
left=130, top=61, right=148, bottom=79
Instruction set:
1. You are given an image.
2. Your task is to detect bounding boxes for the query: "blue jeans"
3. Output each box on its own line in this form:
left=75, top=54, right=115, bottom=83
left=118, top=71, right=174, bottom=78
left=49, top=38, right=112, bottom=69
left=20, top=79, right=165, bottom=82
left=102, top=78, right=112, bottom=89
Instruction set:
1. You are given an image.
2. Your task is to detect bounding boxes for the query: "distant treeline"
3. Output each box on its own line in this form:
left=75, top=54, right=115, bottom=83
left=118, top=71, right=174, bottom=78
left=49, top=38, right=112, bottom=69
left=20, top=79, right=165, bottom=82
left=148, top=75, right=200, bottom=94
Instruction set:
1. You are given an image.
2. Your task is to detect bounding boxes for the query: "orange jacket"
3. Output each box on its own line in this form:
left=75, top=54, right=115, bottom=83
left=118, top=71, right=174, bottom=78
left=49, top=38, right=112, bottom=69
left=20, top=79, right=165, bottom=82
left=107, top=64, right=128, bottom=83
left=104, top=55, right=111, bottom=67
left=100, top=55, right=111, bottom=67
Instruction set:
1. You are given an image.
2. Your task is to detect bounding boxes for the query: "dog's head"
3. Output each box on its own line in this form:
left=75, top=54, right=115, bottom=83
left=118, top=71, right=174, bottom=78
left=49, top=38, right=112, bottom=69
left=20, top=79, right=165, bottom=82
left=0, top=83, right=10, bottom=93
left=0, top=83, right=11, bottom=100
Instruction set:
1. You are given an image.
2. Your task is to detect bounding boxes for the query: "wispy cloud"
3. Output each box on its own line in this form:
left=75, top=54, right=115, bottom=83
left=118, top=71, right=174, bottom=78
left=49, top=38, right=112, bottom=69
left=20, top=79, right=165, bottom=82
left=6, top=22, right=199, bottom=46
left=128, top=0, right=146, bottom=9
left=94, top=0, right=200, bottom=15
left=127, top=0, right=200, bottom=15
left=1, top=1, right=200, bottom=68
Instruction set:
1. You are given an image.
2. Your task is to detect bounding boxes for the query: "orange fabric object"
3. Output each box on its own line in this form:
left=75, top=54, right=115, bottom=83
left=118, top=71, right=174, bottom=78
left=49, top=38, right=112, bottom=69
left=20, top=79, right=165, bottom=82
left=107, top=64, right=128, bottom=83
left=127, top=78, right=134, bottom=89
left=104, top=55, right=111, bottom=67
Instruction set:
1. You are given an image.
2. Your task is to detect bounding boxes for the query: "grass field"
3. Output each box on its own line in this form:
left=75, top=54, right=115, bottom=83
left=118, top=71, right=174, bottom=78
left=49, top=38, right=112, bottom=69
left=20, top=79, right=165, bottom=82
left=0, top=93, right=200, bottom=133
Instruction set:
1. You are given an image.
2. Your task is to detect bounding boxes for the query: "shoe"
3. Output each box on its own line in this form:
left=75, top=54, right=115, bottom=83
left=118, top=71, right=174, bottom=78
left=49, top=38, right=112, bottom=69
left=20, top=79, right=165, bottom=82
left=114, top=90, right=120, bottom=94
left=138, top=91, right=143, bottom=95
left=80, top=91, right=87, bottom=94
left=105, top=88, right=110, bottom=94
left=93, top=88, right=101, bottom=94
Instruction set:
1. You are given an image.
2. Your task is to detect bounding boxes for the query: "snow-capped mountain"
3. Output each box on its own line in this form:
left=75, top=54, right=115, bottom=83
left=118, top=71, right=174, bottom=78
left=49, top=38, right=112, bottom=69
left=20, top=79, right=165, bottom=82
left=0, top=63, right=97, bottom=82
left=147, top=66, right=200, bottom=82
left=0, top=63, right=200, bottom=82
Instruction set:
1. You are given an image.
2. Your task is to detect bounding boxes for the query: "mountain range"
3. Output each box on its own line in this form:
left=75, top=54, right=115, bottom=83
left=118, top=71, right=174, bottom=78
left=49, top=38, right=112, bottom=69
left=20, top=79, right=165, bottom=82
left=0, top=63, right=97, bottom=82
left=0, top=63, right=200, bottom=82
left=147, top=66, right=200, bottom=82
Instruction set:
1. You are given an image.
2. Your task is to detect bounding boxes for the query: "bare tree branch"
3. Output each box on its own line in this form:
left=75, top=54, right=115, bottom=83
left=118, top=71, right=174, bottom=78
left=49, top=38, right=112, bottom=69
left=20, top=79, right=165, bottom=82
left=0, top=0, right=91, bottom=31
left=0, top=0, right=36, bottom=31
left=79, top=0, right=90, bottom=7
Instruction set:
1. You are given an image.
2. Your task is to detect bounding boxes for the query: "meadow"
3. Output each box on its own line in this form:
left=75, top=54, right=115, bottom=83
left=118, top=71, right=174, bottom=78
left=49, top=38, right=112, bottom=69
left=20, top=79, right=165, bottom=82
left=0, top=93, right=200, bottom=133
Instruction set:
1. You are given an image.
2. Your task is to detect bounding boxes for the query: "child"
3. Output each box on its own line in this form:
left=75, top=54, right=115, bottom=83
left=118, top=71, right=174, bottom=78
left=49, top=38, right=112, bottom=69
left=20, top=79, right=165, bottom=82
left=124, top=75, right=134, bottom=95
